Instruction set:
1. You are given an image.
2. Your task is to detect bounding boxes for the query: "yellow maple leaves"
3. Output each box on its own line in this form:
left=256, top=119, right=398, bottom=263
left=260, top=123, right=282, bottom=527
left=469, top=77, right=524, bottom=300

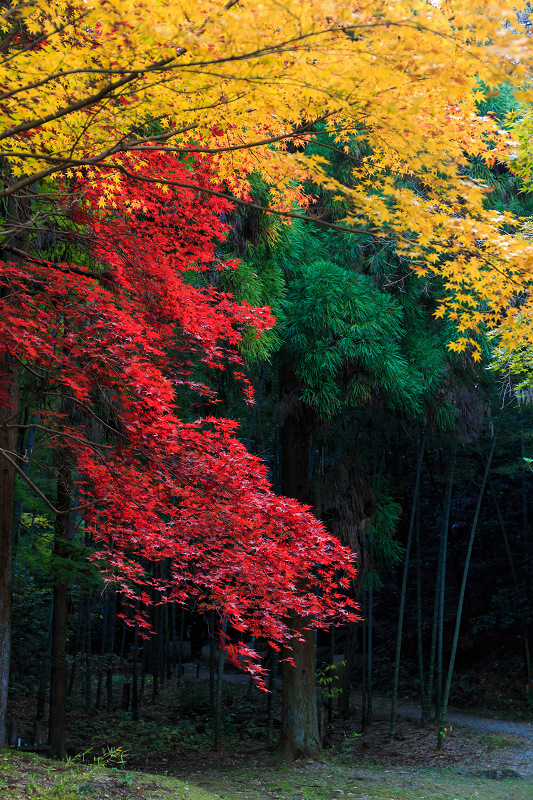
left=2, top=0, right=533, bottom=359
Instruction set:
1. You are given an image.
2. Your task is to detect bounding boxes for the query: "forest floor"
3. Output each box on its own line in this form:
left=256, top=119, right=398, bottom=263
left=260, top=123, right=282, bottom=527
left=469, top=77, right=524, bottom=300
left=5, top=670, right=533, bottom=799
left=1, top=739, right=532, bottom=800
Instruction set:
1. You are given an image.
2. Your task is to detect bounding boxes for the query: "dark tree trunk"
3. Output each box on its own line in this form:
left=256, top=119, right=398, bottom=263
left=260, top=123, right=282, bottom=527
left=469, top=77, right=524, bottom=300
left=177, top=607, right=185, bottom=686
left=106, top=590, right=116, bottom=710
left=337, top=622, right=355, bottom=719
left=48, top=447, right=73, bottom=759
left=267, top=646, right=279, bottom=747
left=68, top=592, right=84, bottom=697
left=276, top=611, right=322, bottom=761
left=0, top=179, right=31, bottom=745
left=275, top=366, right=322, bottom=761
left=214, top=617, right=227, bottom=752
left=132, top=600, right=139, bottom=721
left=96, top=589, right=109, bottom=709
left=209, top=609, right=216, bottom=717
left=36, top=600, right=54, bottom=720
left=84, top=593, right=92, bottom=713
left=0, top=358, right=19, bottom=746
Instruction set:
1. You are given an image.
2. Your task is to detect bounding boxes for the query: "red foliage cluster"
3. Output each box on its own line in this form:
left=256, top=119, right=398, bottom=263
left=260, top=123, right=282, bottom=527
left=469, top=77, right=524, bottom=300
left=0, top=152, right=357, bottom=676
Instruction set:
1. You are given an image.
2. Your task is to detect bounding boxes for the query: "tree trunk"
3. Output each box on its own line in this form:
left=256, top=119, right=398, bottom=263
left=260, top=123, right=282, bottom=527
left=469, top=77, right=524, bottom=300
left=48, top=447, right=73, bottom=759
left=366, top=580, right=373, bottom=727
left=489, top=476, right=533, bottom=690
left=415, top=503, right=427, bottom=722
left=214, top=617, right=227, bottom=752
left=275, top=611, right=322, bottom=761
left=84, top=593, right=92, bottom=713
left=209, top=609, right=216, bottom=717
left=68, top=592, right=84, bottom=697
left=0, top=180, right=29, bottom=746
left=106, top=590, right=116, bottom=711
left=177, top=607, right=185, bottom=686
left=96, top=589, right=109, bottom=709
left=391, top=433, right=425, bottom=736
left=132, top=599, right=139, bottom=721
left=0, top=358, right=19, bottom=746
left=435, top=439, right=457, bottom=723
left=267, top=646, right=279, bottom=747
left=337, top=622, right=355, bottom=719
left=437, top=430, right=497, bottom=748
left=36, top=600, right=53, bottom=720
left=427, top=439, right=457, bottom=723
left=275, top=366, right=321, bottom=760
left=361, top=596, right=368, bottom=731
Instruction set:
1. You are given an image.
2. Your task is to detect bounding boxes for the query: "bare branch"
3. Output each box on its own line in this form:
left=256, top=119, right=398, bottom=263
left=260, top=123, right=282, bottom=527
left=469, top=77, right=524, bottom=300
left=0, top=445, right=67, bottom=516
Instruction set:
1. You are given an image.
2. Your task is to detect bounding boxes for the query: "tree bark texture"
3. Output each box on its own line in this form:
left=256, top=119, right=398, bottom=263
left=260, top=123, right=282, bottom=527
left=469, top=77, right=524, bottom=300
left=275, top=366, right=322, bottom=760
left=276, top=611, right=322, bottom=761
left=48, top=442, right=73, bottom=759
left=0, top=358, right=19, bottom=746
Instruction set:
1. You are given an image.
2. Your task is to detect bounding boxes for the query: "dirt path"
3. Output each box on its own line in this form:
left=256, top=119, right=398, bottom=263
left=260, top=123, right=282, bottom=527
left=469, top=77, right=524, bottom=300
left=182, top=664, right=533, bottom=775
left=391, top=696, right=533, bottom=741
left=362, top=694, right=533, bottom=777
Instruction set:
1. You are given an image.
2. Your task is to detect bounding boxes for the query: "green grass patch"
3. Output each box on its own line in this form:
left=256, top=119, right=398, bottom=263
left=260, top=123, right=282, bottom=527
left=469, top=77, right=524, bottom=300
left=1, top=748, right=532, bottom=800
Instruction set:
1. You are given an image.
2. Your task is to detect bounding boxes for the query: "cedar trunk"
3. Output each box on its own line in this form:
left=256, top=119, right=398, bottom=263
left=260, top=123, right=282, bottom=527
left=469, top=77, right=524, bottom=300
left=276, top=612, right=322, bottom=761
left=275, top=368, right=322, bottom=761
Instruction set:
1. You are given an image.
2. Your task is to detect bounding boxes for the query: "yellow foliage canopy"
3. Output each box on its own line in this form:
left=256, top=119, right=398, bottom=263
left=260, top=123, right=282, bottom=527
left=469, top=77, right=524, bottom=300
left=2, top=0, right=533, bottom=358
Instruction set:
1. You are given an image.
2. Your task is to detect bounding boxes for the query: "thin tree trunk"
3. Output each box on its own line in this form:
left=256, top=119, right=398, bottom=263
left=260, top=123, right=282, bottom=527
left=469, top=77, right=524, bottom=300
left=214, top=617, right=227, bottom=752
left=49, top=444, right=73, bottom=759
left=95, top=589, right=109, bottom=709
left=84, top=594, right=92, bottom=712
left=437, top=430, right=497, bottom=748
left=67, top=592, right=84, bottom=697
left=267, top=647, right=279, bottom=747
left=435, top=440, right=457, bottom=722
left=177, top=606, right=185, bottom=685
left=141, top=646, right=146, bottom=697
left=12, top=413, right=38, bottom=562
left=106, top=590, right=116, bottom=711
left=361, top=602, right=368, bottom=732
left=521, top=424, right=532, bottom=695
left=416, top=502, right=427, bottom=722
left=367, top=581, right=373, bottom=727
left=152, top=605, right=159, bottom=703
left=36, top=600, right=53, bottom=720
left=0, top=358, right=19, bottom=746
left=209, top=609, right=216, bottom=717
left=488, top=476, right=532, bottom=687
left=427, top=439, right=457, bottom=723
left=119, top=610, right=127, bottom=673
left=327, top=626, right=335, bottom=731
left=0, top=182, right=28, bottom=746
left=171, top=603, right=177, bottom=678
left=391, top=433, right=425, bottom=736
left=157, top=591, right=165, bottom=690
left=337, top=622, right=355, bottom=719
left=132, top=600, right=139, bottom=721
left=161, top=564, right=171, bottom=682
left=522, top=424, right=529, bottom=566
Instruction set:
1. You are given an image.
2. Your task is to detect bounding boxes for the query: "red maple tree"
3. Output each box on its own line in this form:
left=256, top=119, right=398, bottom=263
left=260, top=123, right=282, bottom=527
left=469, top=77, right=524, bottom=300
left=0, top=151, right=358, bottom=677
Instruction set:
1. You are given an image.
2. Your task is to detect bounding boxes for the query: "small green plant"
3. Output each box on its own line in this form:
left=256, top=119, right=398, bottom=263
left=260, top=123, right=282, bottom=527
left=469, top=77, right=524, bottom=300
left=338, top=731, right=361, bottom=755
left=316, top=660, right=345, bottom=702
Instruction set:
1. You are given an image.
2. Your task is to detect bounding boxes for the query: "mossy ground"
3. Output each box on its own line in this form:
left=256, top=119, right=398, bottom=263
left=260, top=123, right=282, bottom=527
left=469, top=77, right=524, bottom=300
left=6, top=673, right=533, bottom=799
left=1, top=744, right=532, bottom=800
